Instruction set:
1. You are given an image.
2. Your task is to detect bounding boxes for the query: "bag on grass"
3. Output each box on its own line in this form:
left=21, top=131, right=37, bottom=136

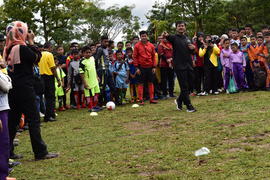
left=228, top=76, right=237, bottom=93
left=253, top=67, right=266, bottom=88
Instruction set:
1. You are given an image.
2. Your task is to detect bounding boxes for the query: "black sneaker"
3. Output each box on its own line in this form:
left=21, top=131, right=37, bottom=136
left=174, top=99, right=182, bottom=111
left=9, top=161, right=21, bottom=168
left=187, top=104, right=196, bottom=113
left=35, top=152, right=59, bottom=161
left=10, top=154, right=23, bottom=160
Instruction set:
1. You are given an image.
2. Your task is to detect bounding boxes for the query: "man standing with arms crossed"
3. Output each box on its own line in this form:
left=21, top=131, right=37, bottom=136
left=163, top=21, right=196, bottom=112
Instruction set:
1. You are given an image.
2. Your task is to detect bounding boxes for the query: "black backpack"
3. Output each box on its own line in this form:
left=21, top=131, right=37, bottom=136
left=253, top=67, right=266, bottom=88
left=71, top=63, right=83, bottom=85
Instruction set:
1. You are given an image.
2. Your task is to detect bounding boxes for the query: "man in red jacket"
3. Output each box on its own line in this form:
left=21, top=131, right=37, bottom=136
left=133, top=31, right=158, bottom=105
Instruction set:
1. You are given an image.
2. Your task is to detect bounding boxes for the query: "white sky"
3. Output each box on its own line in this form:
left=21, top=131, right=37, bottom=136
left=102, top=0, right=164, bottom=27
left=102, top=0, right=167, bottom=41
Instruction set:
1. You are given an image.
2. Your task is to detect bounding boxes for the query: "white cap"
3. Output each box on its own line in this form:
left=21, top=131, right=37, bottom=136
left=221, top=34, right=229, bottom=39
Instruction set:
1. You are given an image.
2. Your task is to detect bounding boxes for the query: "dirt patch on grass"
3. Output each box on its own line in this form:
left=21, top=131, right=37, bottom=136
left=219, top=123, right=247, bottom=128
left=123, top=119, right=173, bottom=136
left=227, top=147, right=244, bottom=152
left=138, top=170, right=178, bottom=177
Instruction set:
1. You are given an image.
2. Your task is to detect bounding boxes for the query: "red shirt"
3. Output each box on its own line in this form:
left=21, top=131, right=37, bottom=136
left=133, top=41, right=156, bottom=68
left=194, top=42, right=204, bottom=67
left=158, top=42, right=173, bottom=68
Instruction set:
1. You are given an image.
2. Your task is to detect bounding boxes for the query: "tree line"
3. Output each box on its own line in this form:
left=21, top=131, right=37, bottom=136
left=0, top=0, right=140, bottom=44
left=147, top=0, right=270, bottom=41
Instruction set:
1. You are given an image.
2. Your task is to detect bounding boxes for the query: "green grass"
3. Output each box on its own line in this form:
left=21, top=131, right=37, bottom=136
left=11, top=89, right=270, bottom=179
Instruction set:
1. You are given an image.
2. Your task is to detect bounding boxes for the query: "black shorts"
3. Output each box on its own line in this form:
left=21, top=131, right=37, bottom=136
left=136, top=67, right=155, bottom=84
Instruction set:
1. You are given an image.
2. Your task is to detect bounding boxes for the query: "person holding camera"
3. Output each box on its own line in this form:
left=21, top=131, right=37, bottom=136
left=4, top=21, right=58, bottom=160
left=199, top=38, right=221, bottom=95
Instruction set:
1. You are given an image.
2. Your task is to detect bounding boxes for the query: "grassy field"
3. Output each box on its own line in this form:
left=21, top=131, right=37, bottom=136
left=11, top=90, right=270, bottom=180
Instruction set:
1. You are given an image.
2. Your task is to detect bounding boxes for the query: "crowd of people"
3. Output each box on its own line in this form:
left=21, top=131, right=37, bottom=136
left=1, top=19, right=270, bottom=179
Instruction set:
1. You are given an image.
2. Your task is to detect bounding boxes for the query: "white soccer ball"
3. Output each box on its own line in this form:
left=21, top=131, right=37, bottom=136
left=106, top=101, right=115, bottom=110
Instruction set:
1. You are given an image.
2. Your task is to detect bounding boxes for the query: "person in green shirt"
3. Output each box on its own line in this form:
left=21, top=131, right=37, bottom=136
left=80, top=46, right=102, bottom=112
left=55, top=58, right=66, bottom=111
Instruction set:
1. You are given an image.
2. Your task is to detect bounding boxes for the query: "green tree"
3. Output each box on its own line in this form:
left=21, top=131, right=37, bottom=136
left=1, top=0, right=85, bottom=44
left=79, top=2, right=138, bottom=43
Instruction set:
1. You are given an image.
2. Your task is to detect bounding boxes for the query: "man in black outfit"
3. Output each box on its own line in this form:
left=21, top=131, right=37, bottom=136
left=163, top=21, right=196, bottom=112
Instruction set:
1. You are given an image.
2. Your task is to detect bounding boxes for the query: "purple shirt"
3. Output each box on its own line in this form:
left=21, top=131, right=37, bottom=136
left=220, top=48, right=232, bottom=69
left=230, top=51, right=246, bottom=67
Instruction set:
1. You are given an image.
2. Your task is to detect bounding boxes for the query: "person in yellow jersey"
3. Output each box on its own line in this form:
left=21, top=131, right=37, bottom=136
left=38, top=42, right=61, bottom=122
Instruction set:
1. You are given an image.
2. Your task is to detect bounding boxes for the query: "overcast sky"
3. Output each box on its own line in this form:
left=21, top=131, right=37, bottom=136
left=103, top=0, right=165, bottom=27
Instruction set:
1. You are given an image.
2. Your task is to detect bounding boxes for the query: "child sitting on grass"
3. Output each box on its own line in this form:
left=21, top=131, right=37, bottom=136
left=113, top=50, right=130, bottom=105
left=80, top=46, right=102, bottom=112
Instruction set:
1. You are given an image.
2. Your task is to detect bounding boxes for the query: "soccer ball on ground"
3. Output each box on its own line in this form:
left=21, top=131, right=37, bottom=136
left=106, top=101, right=115, bottom=110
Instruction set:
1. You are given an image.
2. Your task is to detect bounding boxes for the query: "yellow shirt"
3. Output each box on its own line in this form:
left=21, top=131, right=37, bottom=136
left=39, top=51, right=55, bottom=75
left=199, top=45, right=220, bottom=67
left=0, top=55, right=7, bottom=74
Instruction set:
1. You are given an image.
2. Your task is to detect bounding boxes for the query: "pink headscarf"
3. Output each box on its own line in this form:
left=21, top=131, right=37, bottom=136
left=3, top=21, right=28, bottom=71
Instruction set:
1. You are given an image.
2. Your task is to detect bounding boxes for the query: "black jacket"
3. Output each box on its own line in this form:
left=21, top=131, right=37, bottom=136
left=167, top=34, right=193, bottom=71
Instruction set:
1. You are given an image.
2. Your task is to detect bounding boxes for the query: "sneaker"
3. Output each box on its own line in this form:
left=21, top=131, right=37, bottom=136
left=197, top=92, right=202, bottom=96
left=150, top=99, right=158, bottom=104
left=8, top=168, right=14, bottom=174
left=200, top=92, right=208, bottom=96
left=91, top=106, right=102, bottom=112
left=9, top=160, right=21, bottom=168
left=190, top=93, right=196, bottom=96
left=35, top=152, right=59, bottom=161
left=187, top=105, right=196, bottom=113
left=139, top=100, right=145, bottom=105
left=226, top=89, right=230, bottom=94
left=10, top=154, right=23, bottom=160
left=214, top=91, right=219, bottom=95
left=76, top=105, right=81, bottom=110
left=81, top=104, right=86, bottom=108
left=23, top=125, right=29, bottom=130
left=39, top=112, right=45, bottom=118
left=64, top=105, right=71, bottom=109
left=174, top=99, right=182, bottom=111
left=159, top=95, right=168, bottom=100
